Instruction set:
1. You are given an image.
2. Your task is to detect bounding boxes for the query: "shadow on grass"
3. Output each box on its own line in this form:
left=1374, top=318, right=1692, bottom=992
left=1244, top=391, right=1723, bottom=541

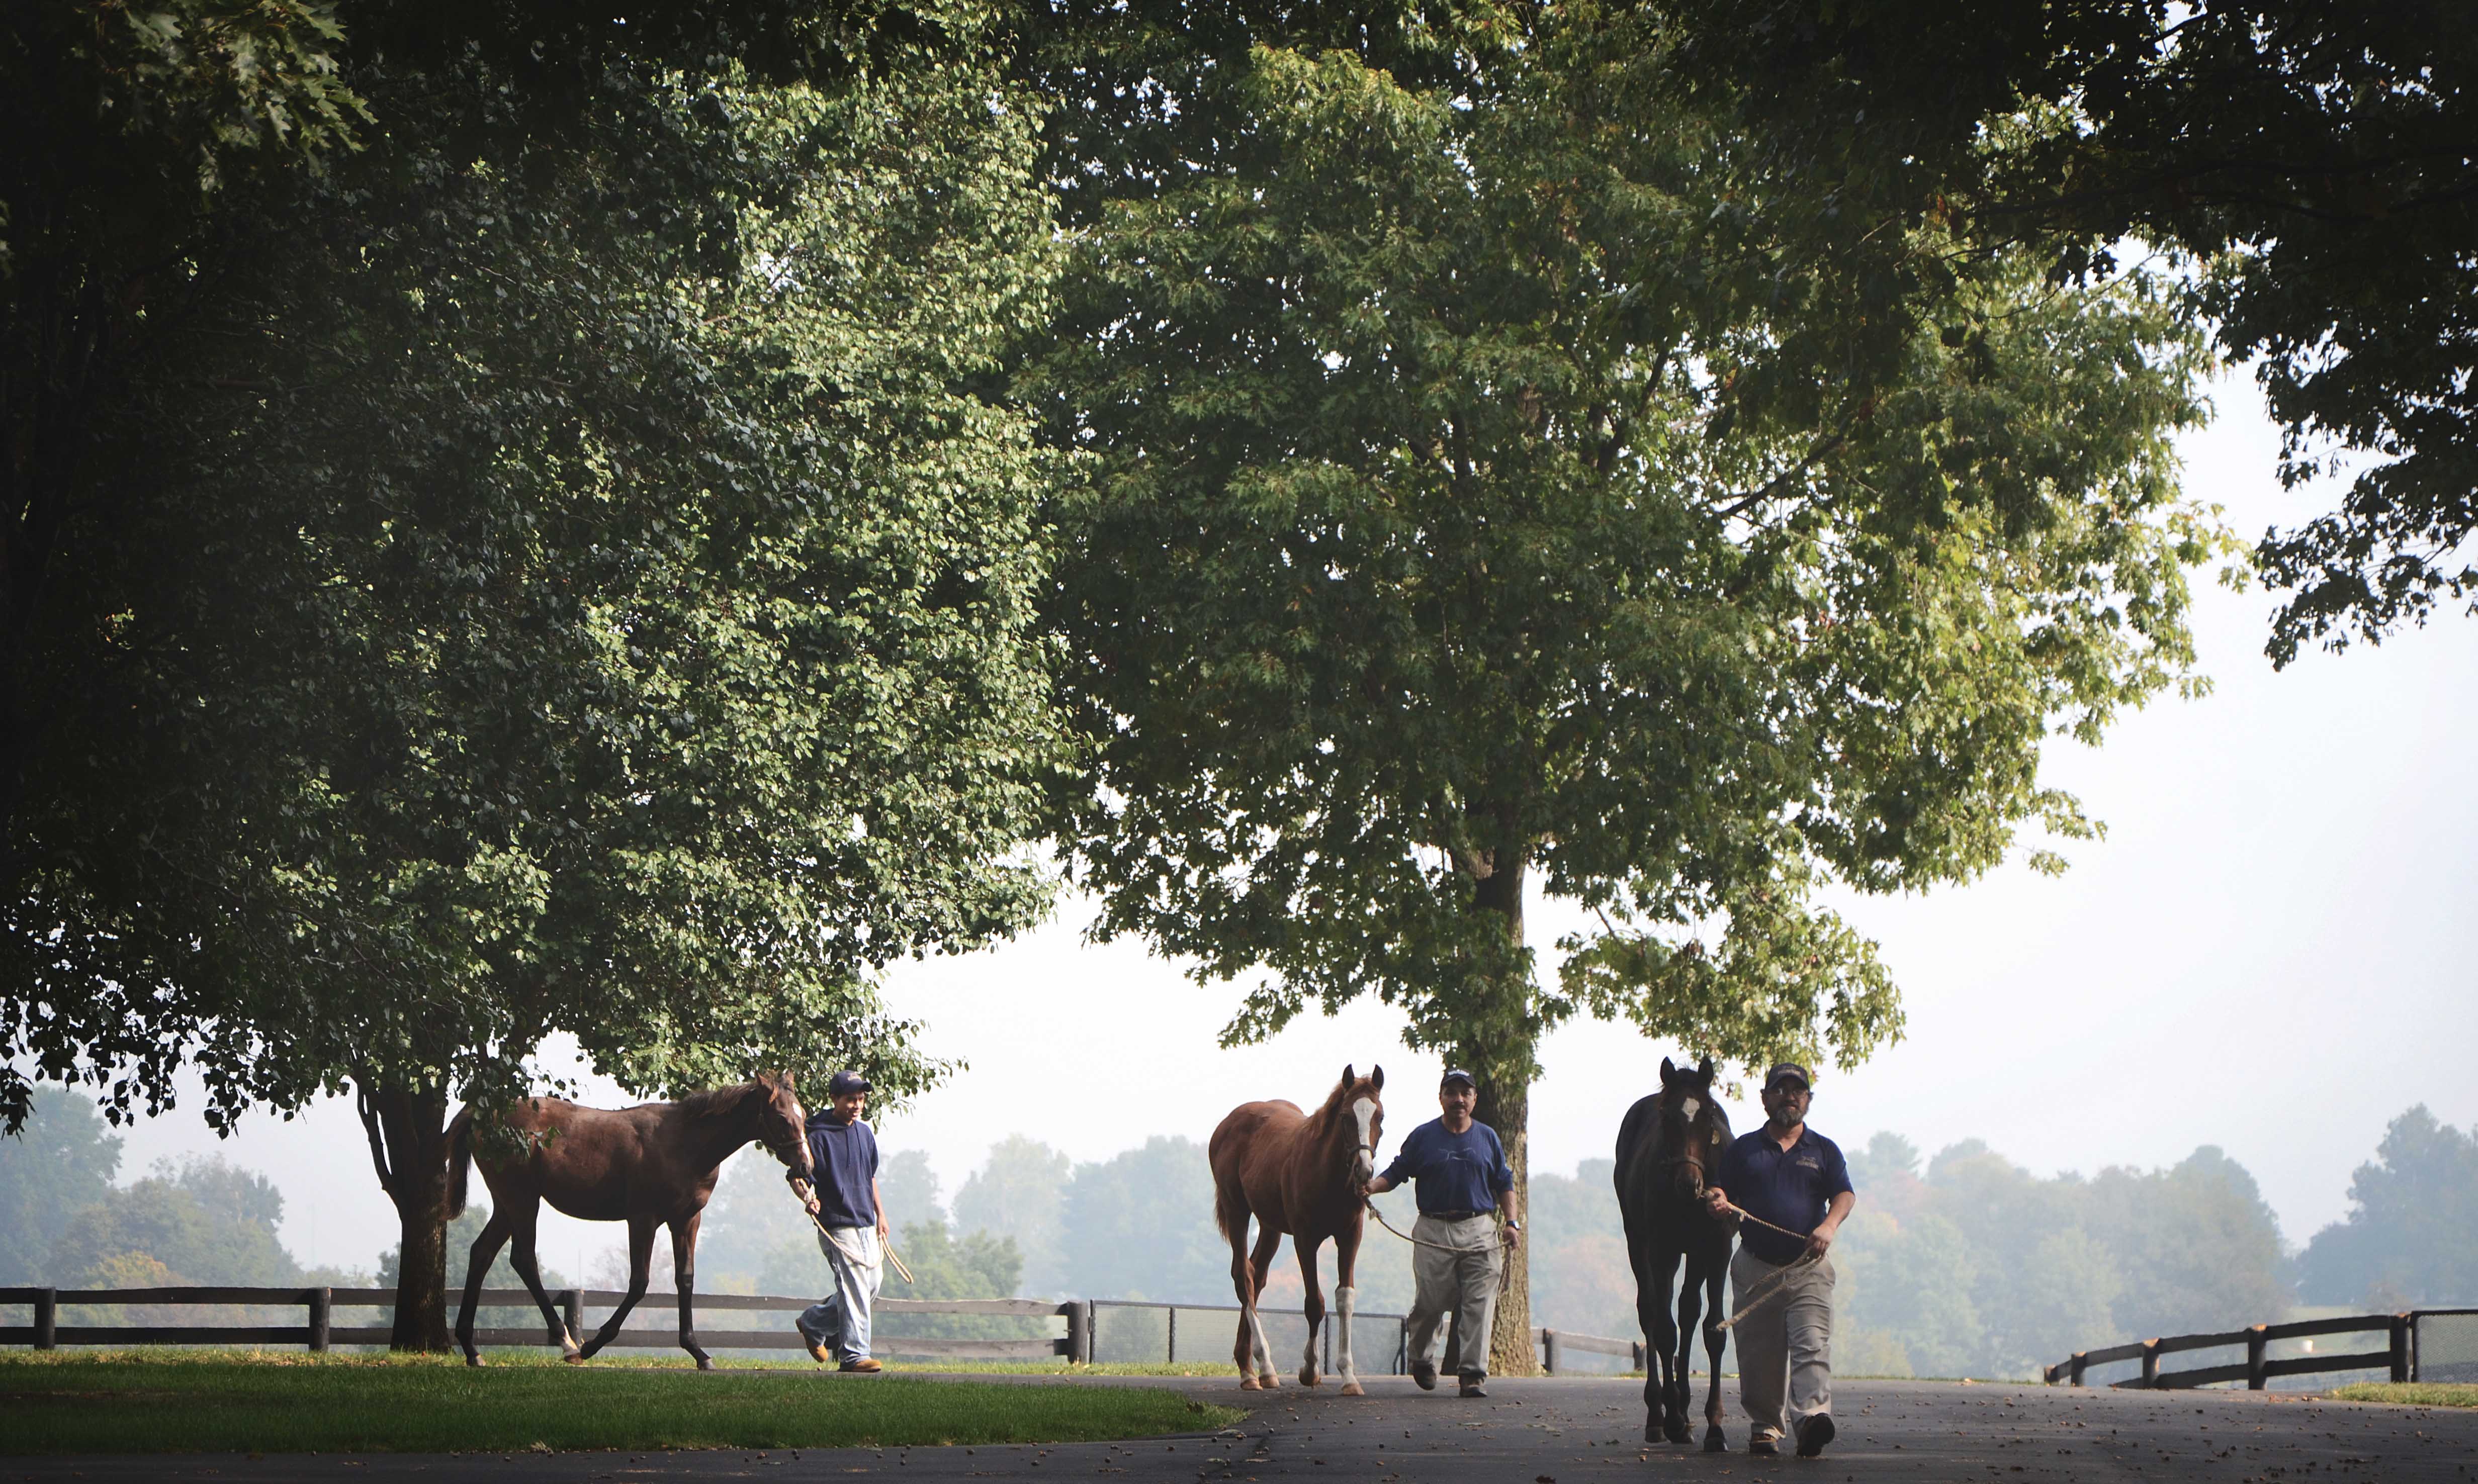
left=0, top=1351, right=1245, bottom=1455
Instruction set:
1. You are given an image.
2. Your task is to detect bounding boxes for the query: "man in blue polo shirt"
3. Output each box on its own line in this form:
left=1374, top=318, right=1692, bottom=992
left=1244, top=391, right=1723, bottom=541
left=788, top=1070, right=889, bottom=1373
left=1363, top=1067, right=1522, bottom=1398
left=1705, top=1062, right=1854, bottom=1459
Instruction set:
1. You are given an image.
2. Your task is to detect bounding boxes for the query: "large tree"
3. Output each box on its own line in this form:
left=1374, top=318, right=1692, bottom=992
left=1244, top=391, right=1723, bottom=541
left=1030, top=9, right=2215, bottom=1370
left=5, top=15, right=1065, bottom=1346
left=1653, top=0, right=2478, bottom=664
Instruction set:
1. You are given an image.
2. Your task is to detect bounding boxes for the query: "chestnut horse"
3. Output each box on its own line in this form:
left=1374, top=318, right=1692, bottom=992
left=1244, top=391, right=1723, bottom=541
left=447, top=1072, right=813, bottom=1369
left=1209, top=1065, right=1385, bottom=1393
left=1614, top=1056, right=1737, bottom=1449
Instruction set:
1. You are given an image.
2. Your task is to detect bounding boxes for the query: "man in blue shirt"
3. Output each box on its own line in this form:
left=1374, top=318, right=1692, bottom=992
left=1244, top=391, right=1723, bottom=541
left=789, top=1070, right=889, bottom=1372
left=1364, top=1068, right=1522, bottom=1397
left=1705, top=1063, right=1854, bottom=1458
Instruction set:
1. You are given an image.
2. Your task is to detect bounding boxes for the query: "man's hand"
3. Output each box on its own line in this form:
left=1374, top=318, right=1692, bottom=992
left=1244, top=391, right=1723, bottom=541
left=1503, top=1223, right=1523, bottom=1251
left=1703, top=1186, right=1731, bottom=1218
left=1804, top=1222, right=1838, bottom=1260
left=805, top=1193, right=822, bottom=1216
left=877, top=1217, right=891, bottom=1242
left=1361, top=1174, right=1391, bottom=1197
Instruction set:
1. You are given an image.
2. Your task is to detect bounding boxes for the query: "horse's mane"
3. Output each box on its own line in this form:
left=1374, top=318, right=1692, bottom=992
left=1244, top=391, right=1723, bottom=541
left=1306, top=1073, right=1372, bottom=1139
left=679, top=1080, right=762, bottom=1119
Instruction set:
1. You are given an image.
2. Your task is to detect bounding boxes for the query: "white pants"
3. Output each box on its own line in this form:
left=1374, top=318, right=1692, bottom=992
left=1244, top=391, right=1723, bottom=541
left=1404, top=1214, right=1501, bottom=1382
left=1730, top=1249, right=1834, bottom=1443
left=797, top=1225, right=883, bottom=1363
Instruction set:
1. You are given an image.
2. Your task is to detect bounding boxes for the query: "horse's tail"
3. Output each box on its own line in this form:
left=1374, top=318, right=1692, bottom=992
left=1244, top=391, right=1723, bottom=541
left=447, top=1107, right=474, bottom=1220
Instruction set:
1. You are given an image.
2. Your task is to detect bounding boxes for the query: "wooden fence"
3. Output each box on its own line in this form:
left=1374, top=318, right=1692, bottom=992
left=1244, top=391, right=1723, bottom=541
left=3, top=1285, right=1645, bottom=1373
left=0, top=1286, right=1080, bottom=1362
left=2043, top=1311, right=2441, bottom=1390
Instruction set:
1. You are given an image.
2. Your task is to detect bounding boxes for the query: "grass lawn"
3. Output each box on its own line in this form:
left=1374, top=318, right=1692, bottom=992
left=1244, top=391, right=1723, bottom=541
left=0, top=1351, right=1243, bottom=1454
left=2329, top=1382, right=2478, bottom=1408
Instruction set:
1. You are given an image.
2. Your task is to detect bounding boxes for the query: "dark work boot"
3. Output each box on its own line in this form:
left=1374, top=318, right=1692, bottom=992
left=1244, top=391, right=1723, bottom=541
left=1796, top=1413, right=1835, bottom=1457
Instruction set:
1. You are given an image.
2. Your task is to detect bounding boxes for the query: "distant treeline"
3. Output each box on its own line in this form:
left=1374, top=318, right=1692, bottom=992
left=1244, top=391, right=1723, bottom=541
left=6, top=1094, right=2472, bottom=1377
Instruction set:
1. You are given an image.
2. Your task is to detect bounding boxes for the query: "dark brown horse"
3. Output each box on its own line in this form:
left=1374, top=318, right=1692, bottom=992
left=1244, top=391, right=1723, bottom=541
left=1209, top=1064, right=1385, bottom=1393
left=1615, top=1056, right=1737, bottom=1449
left=447, top=1072, right=813, bottom=1369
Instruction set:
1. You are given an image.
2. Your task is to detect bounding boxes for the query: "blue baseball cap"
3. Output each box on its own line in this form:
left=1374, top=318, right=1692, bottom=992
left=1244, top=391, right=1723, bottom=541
left=827, top=1070, right=872, bottom=1096
left=1440, top=1067, right=1476, bottom=1089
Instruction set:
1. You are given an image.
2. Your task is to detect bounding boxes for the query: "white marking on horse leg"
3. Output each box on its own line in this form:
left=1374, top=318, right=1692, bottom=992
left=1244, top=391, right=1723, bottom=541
left=1336, top=1285, right=1362, bottom=1395
left=1249, top=1305, right=1278, bottom=1379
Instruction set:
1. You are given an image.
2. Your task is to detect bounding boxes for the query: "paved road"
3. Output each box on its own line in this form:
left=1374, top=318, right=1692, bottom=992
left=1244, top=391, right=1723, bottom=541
left=9, top=1374, right=2475, bottom=1482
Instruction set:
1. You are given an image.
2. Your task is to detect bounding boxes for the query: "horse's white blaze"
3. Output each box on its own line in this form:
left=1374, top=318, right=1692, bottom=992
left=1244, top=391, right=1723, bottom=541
left=1335, top=1284, right=1358, bottom=1387
left=1350, top=1097, right=1377, bottom=1180
left=1679, top=1096, right=1700, bottom=1124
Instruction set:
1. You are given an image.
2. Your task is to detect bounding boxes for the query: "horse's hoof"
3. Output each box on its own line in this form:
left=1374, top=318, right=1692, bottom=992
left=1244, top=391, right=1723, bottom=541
left=1258, top=1372, right=1282, bottom=1389
left=562, top=1351, right=587, bottom=1365
left=1340, top=1382, right=1365, bottom=1398
left=1643, top=1417, right=1659, bottom=1444
left=695, top=1358, right=715, bottom=1372
left=1664, top=1420, right=1691, bottom=1446
left=1238, top=1376, right=1260, bottom=1391
left=1298, top=1369, right=1320, bottom=1388
left=1702, top=1426, right=1727, bottom=1454
left=464, top=1355, right=483, bottom=1368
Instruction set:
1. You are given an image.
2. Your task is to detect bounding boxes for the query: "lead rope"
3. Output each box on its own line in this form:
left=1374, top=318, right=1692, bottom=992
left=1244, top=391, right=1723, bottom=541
left=1712, top=1200, right=1820, bottom=1332
left=809, top=1206, right=917, bottom=1286
left=1362, top=1199, right=1514, bottom=1296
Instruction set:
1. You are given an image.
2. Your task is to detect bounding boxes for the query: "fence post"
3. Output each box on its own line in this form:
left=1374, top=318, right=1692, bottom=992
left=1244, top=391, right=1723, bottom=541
left=562, top=1290, right=583, bottom=1347
left=2069, top=1353, right=2088, bottom=1387
left=1540, top=1329, right=1559, bottom=1375
left=1397, top=1317, right=1409, bottom=1375
left=1167, top=1306, right=1177, bottom=1366
left=1068, top=1301, right=1093, bottom=1365
left=1632, top=1341, right=1646, bottom=1373
left=309, top=1287, right=332, bottom=1353
left=2140, top=1338, right=2161, bottom=1388
left=2389, top=1315, right=2411, bottom=1383
left=2245, top=1325, right=2267, bottom=1391
left=34, top=1288, right=56, bottom=1351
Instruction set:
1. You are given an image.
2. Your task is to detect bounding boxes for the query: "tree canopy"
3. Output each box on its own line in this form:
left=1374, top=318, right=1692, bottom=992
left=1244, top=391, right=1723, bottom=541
left=1030, top=4, right=2216, bottom=1368
left=1652, top=0, right=2478, bottom=663
left=6, top=6, right=1067, bottom=1346
left=2300, top=1105, right=2478, bottom=1308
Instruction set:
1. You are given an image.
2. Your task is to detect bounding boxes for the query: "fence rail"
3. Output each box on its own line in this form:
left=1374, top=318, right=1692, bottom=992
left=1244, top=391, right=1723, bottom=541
left=0, top=1286, right=1078, bottom=1362
left=3, top=1285, right=1646, bottom=1374
left=2040, top=1310, right=2470, bottom=1390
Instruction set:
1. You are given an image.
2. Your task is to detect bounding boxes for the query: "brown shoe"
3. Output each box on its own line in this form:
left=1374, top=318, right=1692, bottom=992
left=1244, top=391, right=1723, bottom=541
left=838, top=1357, right=884, bottom=1373
left=805, top=1342, right=830, bottom=1365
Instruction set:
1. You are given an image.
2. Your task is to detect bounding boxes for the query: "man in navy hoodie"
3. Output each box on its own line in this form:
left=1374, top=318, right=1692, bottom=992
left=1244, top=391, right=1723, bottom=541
left=789, top=1070, right=889, bottom=1372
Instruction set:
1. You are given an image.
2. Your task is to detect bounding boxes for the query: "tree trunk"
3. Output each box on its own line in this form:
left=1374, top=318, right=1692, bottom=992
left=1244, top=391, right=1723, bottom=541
left=358, top=1080, right=456, bottom=1351
left=1463, top=837, right=1540, bottom=1378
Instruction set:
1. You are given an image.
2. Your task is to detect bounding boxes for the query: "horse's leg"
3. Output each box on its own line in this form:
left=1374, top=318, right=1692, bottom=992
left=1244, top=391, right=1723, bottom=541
left=671, top=1213, right=712, bottom=1371
left=1333, top=1217, right=1365, bottom=1397
left=1647, top=1244, right=1687, bottom=1443
left=1224, top=1195, right=1264, bottom=1389
left=1295, top=1232, right=1325, bottom=1388
left=1248, top=1223, right=1284, bottom=1388
left=1699, top=1247, right=1731, bottom=1453
left=577, top=1215, right=658, bottom=1360
left=500, top=1196, right=581, bottom=1362
left=456, top=1207, right=515, bottom=1367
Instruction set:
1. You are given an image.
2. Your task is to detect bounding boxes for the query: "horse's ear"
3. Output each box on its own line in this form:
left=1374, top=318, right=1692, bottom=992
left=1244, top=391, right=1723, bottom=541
left=1696, top=1056, right=1715, bottom=1086
left=1341, top=1063, right=1356, bottom=1090
left=1370, top=1065, right=1384, bottom=1093
left=1660, top=1056, right=1677, bottom=1082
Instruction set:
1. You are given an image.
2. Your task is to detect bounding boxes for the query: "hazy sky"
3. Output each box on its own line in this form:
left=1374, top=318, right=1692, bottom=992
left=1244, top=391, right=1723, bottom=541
left=54, top=377, right=2478, bottom=1281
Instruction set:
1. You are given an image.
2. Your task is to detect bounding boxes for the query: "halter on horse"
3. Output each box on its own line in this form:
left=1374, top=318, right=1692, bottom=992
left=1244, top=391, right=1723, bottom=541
left=1208, top=1064, right=1386, bottom=1394
left=1614, top=1056, right=1738, bottom=1449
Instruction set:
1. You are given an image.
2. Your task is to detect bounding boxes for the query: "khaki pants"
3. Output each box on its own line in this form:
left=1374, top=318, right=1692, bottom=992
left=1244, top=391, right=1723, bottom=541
left=1730, top=1249, right=1834, bottom=1443
left=1404, top=1214, right=1501, bottom=1381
